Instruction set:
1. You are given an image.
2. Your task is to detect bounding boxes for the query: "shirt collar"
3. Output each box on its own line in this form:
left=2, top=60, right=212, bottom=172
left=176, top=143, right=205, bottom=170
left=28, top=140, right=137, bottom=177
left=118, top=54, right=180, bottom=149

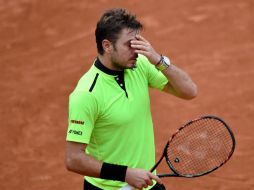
left=94, top=58, right=124, bottom=76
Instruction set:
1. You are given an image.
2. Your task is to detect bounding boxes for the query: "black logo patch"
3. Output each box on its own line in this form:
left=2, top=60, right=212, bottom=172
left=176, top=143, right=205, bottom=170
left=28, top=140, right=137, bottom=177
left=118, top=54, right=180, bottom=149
left=68, top=129, right=83, bottom=135
left=70, top=120, right=84, bottom=125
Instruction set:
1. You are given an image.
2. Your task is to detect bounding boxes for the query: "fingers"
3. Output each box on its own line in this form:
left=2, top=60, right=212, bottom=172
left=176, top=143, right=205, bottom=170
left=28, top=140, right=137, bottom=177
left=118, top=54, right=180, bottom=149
left=130, top=35, right=160, bottom=65
left=130, top=40, right=148, bottom=48
left=148, top=172, right=163, bottom=185
left=130, top=39, right=151, bottom=56
left=131, top=35, right=150, bottom=46
left=125, top=168, right=163, bottom=190
left=130, top=43, right=147, bottom=50
left=135, top=34, right=149, bottom=43
left=133, top=49, right=150, bottom=58
left=144, top=176, right=153, bottom=186
left=130, top=44, right=150, bottom=56
left=137, top=174, right=152, bottom=189
left=140, top=172, right=162, bottom=189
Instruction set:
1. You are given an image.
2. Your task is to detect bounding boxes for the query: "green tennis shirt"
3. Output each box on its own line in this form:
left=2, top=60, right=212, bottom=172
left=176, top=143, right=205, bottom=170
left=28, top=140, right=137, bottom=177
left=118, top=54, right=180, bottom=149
left=66, top=54, right=168, bottom=189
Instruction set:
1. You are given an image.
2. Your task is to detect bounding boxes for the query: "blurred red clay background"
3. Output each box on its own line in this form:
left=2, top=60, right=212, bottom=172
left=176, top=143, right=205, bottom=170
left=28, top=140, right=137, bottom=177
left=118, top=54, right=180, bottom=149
left=0, top=0, right=253, bottom=190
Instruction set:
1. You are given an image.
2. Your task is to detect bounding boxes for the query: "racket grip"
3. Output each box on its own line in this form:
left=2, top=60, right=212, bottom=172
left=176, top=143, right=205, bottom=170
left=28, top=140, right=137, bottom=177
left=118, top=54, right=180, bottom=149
left=119, top=184, right=135, bottom=190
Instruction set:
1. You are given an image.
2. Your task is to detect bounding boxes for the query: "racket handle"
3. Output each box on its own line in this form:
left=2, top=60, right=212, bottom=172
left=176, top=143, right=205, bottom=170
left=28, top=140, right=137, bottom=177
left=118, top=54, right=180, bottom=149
left=119, top=184, right=135, bottom=190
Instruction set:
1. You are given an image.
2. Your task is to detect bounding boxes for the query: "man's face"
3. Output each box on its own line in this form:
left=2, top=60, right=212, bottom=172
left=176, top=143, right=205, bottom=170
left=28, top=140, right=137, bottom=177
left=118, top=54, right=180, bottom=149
left=110, top=28, right=139, bottom=70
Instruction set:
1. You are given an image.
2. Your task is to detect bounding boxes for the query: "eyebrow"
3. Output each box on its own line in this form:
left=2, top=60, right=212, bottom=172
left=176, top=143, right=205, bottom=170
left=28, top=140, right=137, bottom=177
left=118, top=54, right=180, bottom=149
left=124, top=36, right=137, bottom=45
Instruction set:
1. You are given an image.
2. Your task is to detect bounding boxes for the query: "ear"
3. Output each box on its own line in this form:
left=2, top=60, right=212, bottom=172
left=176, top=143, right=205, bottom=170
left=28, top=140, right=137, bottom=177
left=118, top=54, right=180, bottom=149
left=102, top=39, right=113, bottom=54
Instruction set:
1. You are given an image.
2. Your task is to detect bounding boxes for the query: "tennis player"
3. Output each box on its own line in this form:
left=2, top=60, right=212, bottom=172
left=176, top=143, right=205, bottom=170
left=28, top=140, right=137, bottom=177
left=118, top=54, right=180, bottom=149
left=65, top=8, right=197, bottom=190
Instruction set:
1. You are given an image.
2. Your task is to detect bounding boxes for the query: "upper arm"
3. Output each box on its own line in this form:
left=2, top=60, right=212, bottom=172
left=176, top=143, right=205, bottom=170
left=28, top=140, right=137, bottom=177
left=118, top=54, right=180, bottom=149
left=65, top=141, right=102, bottom=177
left=65, top=141, right=87, bottom=163
left=65, top=141, right=88, bottom=172
left=66, top=141, right=87, bottom=155
left=66, top=92, right=98, bottom=144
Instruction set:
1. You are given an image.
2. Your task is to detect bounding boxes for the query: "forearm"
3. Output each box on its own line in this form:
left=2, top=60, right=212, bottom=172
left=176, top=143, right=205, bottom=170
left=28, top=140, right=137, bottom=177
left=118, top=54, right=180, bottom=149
left=65, top=142, right=162, bottom=188
left=65, top=142, right=102, bottom=177
left=162, top=63, right=197, bottom=99
left=66, top=150, right=102, bottom=177
left=65, top=142, right=127, bottom=182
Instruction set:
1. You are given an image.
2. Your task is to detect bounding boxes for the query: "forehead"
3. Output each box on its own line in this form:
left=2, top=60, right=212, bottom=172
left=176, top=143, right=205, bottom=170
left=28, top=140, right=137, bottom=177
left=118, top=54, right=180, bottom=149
left=117, top=28, right=139, bottom=42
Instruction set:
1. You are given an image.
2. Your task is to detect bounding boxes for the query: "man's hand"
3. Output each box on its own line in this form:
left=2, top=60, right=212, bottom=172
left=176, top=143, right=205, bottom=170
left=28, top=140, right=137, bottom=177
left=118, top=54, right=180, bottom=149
left=125, top=168, right=162, bottom=190
left=130, top=35, right=197, bottom=100
left=130, top=35, right=161, bottom=65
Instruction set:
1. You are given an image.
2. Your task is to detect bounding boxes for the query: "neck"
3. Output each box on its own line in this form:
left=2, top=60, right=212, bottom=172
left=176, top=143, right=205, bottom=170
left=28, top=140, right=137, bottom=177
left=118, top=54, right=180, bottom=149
left=97, top=54, right=123, bottom=71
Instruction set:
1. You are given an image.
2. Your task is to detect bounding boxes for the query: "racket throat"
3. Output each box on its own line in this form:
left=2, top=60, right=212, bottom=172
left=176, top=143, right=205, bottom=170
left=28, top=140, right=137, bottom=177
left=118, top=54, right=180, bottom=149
left=150, top=142, right=169, bottom=172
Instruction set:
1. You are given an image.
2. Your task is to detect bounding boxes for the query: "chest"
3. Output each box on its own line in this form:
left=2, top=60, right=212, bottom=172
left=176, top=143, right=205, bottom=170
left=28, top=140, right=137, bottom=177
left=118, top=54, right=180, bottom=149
left=97, top=71, right=150, bottom=127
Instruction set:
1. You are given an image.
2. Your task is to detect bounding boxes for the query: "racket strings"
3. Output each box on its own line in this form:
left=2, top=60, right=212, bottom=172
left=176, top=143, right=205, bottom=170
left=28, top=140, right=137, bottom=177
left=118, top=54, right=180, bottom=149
left=167, top=118, right=234, bottom=176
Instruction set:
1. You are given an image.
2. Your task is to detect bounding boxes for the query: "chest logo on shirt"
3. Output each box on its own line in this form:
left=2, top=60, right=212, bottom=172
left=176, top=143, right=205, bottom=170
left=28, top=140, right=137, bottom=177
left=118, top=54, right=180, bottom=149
left=70, top=120, right=84, bottom=125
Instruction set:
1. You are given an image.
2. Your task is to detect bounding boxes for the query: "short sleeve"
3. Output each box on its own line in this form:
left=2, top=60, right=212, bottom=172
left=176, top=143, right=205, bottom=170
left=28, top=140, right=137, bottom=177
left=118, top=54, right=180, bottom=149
left=138, top=55, right=168, bottom=90
left=66, top=91, right=98, bottom=144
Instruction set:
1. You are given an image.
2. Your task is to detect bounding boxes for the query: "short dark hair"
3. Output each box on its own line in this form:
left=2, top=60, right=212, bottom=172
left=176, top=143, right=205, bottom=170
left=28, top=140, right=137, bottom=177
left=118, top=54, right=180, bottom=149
left=95, top=8, right=143, bottom=55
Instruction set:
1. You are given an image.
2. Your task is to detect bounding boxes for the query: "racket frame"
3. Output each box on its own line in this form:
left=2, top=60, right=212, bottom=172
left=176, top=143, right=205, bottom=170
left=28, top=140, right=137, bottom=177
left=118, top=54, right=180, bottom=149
left=155, top=115, right=236, bottom=178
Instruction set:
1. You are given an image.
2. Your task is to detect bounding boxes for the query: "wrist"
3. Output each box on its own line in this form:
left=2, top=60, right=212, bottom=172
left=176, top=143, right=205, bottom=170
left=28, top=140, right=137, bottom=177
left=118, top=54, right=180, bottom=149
left=156, top=55, right=171, bottom=71
left=100, top=162, right=128, bottom=182
left=156, top=54, right=163, bottom=65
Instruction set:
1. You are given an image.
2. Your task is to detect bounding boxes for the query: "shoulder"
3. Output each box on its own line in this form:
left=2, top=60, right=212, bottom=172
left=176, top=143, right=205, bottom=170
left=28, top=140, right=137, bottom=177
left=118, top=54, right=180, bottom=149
left=69, top=67, right=101, bottom=106
left=136, top=54, right=151, bottom=67
left=135, top=54, right=157, bottom=75
left=74, top=68, right=99, bottom=93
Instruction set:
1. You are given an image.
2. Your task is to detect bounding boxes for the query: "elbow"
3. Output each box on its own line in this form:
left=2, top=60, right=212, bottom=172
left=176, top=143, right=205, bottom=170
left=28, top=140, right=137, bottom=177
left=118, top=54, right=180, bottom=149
left=65, top=157, right=72, bottom=171
left=189, top=84, right=198, bottom=99
left=65, top=155, right=75, bottom=172
left=182, top=84, right=198, bottom=100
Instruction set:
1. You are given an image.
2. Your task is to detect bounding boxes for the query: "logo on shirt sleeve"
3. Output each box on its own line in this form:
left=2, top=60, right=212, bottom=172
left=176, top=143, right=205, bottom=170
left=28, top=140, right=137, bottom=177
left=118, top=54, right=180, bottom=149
left=68, top=129, right=83, bottom=135
left=70, top=120, right=84, bottom=125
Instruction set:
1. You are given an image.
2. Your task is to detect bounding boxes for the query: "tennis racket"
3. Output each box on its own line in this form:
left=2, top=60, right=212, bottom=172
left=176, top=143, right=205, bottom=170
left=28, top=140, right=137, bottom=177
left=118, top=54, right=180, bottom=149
left=119, top=115, right=236, bottom=190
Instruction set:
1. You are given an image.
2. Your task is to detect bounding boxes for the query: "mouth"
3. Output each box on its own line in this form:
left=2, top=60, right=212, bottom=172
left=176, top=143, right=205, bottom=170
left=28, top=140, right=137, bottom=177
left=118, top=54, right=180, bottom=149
left=128, top=58, right=137, bottom=68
